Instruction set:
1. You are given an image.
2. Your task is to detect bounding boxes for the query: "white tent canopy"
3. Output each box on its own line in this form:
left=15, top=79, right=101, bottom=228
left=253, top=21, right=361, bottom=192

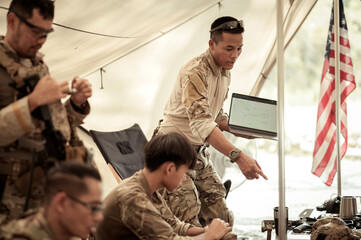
left=0, top=0, right=317, bottom=196
left=0, top=0, right=316, bottom=136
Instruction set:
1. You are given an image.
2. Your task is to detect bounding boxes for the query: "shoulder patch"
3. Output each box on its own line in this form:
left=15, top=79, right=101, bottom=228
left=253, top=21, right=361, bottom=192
left=182, top=74, right=207, bottom=108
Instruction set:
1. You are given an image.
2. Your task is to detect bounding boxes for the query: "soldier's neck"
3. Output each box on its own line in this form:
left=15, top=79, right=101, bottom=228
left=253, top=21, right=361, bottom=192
left=143, top=168, right=164, bottom=193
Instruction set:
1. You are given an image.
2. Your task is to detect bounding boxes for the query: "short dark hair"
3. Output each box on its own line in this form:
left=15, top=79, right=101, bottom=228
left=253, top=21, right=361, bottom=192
left=8, top=0, right=54, bottom=20
left=144, top=133, right=197, bottom=172
left=44, top=162, right=101, bottom=205
left=210, top=16, right=244, bottom=44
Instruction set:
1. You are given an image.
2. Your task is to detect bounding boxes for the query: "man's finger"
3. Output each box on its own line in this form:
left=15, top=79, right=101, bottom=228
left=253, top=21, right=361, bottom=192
left=255, top=160, right=263, bottom=170
left=258, top=169, right=268, bottom=180
left=255, top=161, right=268, bottom=180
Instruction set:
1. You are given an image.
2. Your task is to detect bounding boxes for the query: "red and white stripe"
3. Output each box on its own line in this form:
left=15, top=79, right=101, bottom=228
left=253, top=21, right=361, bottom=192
left=312, top=25, right=356, bottom=186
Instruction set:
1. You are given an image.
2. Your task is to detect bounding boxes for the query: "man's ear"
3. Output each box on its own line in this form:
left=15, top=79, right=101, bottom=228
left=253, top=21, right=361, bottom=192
left=165, top=162, right=175, bottom=176
left=7, top=12, right=17, bottom=30
left=209, top=39, right=215, bottom=50
left=53, top=192, right=68, bottom=213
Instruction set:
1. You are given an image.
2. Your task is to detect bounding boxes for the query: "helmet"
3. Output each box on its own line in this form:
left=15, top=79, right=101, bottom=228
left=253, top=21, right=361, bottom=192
left=311, top=217, right=360, bottom=240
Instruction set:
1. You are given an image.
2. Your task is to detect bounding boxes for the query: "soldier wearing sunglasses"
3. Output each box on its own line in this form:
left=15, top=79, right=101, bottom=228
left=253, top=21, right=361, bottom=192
left=153, top=16, right=268, bottom=229
left=0, top=0, right=93, bottom=225
left=1, top=162, right=103, bottom=240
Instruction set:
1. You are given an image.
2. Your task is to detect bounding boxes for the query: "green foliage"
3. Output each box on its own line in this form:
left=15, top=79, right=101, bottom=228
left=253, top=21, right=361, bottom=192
left=261, top=0, right=361, bottom=106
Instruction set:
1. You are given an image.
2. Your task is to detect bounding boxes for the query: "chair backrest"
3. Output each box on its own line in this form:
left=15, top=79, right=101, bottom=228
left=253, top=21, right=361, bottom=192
left=90, top=124, right=148, bottom=179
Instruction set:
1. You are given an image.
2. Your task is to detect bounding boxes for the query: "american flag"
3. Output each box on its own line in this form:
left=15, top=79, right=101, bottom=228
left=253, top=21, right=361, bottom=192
left=312, top=0, right=356, bottom=186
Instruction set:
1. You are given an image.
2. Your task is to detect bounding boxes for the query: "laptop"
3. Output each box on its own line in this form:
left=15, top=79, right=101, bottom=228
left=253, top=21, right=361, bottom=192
left=228, top=93, right=278, bottom=140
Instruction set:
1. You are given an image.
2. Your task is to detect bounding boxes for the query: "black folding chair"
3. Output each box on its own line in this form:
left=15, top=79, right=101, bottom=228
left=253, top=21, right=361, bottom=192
left=90, top=124, right=148, bottom=180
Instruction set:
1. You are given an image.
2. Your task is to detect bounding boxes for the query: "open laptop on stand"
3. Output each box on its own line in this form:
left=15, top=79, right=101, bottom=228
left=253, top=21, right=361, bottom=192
left=228, top=93, right=277, bottom=141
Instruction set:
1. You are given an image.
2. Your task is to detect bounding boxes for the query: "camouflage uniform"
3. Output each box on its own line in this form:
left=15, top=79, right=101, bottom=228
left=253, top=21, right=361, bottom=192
left=0, top=210, right=55, bottom=240
left=156, top=49, right=234, bottom=226
left=96, top=170, right=193, bottom=240
left=0, top=36, right=90, bottom=225
left=310, top=217, right=361, bottom=240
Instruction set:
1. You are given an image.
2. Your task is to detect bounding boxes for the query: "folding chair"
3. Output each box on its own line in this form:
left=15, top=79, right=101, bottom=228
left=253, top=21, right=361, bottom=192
left=90, top=124, right=148, bottom=180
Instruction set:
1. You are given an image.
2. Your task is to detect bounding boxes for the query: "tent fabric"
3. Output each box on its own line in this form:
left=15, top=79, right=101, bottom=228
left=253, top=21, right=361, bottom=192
left=0, top=0, right=220, bottom=82
left=250, top=0, right=318, bottom=96
left=90, top=124, right=147, bottom=179
left=0, top=1, right=317, bottom=137
left=0, top=0, right=316, bottom=99
left=0, top=0, right=318, bottom=194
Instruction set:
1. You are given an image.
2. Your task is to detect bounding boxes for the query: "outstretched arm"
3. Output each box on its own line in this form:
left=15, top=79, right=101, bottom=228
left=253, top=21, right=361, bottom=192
left=218, top=118, right=255, bottom=139
left=206, top=123, right=267, bottom=180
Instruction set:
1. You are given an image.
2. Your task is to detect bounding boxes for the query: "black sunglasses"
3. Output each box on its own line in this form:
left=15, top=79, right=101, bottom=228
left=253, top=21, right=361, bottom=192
left=13, top=11, right=54, bottom=34
left=67, top=194, right=104, bottom=215
left=210, top=20, right=244, bottom=33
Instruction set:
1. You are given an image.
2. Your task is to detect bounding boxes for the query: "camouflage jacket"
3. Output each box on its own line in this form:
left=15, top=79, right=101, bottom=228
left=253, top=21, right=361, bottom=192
left=0, top=36, right=90, bottom=147
left=160, top=49, right=230, bottom=145
left=96, top=170, right=193, bottom=240
left=0, top=210, right=55, bottom=240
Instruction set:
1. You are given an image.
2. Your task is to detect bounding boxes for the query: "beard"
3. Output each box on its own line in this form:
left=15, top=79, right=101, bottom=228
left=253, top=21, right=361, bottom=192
left=13, top=26, right=40, bottom=58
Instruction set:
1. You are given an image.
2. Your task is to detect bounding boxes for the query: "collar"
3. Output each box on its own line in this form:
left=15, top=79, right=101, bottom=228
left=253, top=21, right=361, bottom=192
left=36, top=210, right=57, bottom=240
left=205, top=48, right=230, bottom=78
left=139, top=170, right=153, bottom=199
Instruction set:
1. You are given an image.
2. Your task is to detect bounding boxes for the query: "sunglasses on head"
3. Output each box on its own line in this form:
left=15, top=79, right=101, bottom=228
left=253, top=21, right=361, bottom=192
left=210, top=20, right=244, bottom=33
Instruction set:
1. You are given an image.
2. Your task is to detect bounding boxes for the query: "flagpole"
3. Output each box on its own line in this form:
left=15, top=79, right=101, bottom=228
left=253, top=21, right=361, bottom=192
left=276, top=0, right=286, bottom=238
left=334, top=0, right=342, bottom=197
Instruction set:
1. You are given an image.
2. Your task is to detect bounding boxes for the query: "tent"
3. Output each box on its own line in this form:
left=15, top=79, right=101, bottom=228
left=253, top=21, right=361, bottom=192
left=0, top=0, right=317, bottom=197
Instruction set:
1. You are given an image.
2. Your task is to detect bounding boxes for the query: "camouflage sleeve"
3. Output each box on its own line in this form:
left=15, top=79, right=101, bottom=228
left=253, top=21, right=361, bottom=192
left=153, top=191, right=191, bottom=236
left=0, top=216, right=45, bottom=240
left=120, top=194, right=193, bottom=240
left=182, top=73, right=217, bottom=142
left=0, top=97, right=33, bottom=146
left=215, top=108, right=228, bottom=125
left=64, top=99, right=90, bottom=127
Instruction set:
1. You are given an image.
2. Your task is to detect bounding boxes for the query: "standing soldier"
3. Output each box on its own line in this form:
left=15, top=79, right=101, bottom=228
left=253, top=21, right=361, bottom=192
left=154, top=16, right=268, bottom=227
left=0, top=0, right=92, bottom=225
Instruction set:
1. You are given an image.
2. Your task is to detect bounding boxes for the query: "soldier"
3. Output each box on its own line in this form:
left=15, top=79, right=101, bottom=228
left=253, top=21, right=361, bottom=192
left=0, top=0, right=92, bottom=225
left=96, top=133, right=233, bottom=240
left=0, top=162, right=103, bottom=240
left=154, top=16, right=268, bottom=226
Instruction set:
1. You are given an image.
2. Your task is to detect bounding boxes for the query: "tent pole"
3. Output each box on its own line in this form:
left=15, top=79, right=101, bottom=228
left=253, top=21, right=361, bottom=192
left=277, top=0, right=286, bottom=239
left=334, top=0, right=342, bottom=197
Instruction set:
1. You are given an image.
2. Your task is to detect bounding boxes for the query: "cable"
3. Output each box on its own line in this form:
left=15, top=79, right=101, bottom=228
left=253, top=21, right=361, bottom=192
left=52, top=22, right=155, bottom=39
left=0, top=6, right=154, bottom=39
left=83, top=1, right=224, bottom=76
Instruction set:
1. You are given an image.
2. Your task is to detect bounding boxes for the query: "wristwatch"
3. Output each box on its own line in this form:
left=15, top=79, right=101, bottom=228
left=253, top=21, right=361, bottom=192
left=229, top=148, right=241, bottom=163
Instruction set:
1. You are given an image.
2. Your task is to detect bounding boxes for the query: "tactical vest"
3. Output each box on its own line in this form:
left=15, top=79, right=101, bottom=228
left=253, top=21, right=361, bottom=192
left=0, top=38, right=89, bottom=225
left=0, top=36, right=71, bottom=142
left=0, top=37, right=85, bottom=189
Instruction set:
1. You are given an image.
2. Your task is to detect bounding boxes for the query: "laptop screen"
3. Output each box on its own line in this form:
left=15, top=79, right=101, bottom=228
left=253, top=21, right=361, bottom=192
left=228, top=93, right=277, bottom=139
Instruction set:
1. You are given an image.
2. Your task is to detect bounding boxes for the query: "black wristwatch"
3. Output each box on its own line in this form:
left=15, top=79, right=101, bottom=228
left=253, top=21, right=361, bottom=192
left=229, top=148, right=241, bottom=163
left=70, top=99, right=88, bottom=113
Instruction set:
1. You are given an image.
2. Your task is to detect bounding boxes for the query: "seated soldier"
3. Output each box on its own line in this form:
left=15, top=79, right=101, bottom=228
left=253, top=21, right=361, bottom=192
left=96, top=132, right=232, bottom=240
left=0, top=162, right=103, bottom=240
